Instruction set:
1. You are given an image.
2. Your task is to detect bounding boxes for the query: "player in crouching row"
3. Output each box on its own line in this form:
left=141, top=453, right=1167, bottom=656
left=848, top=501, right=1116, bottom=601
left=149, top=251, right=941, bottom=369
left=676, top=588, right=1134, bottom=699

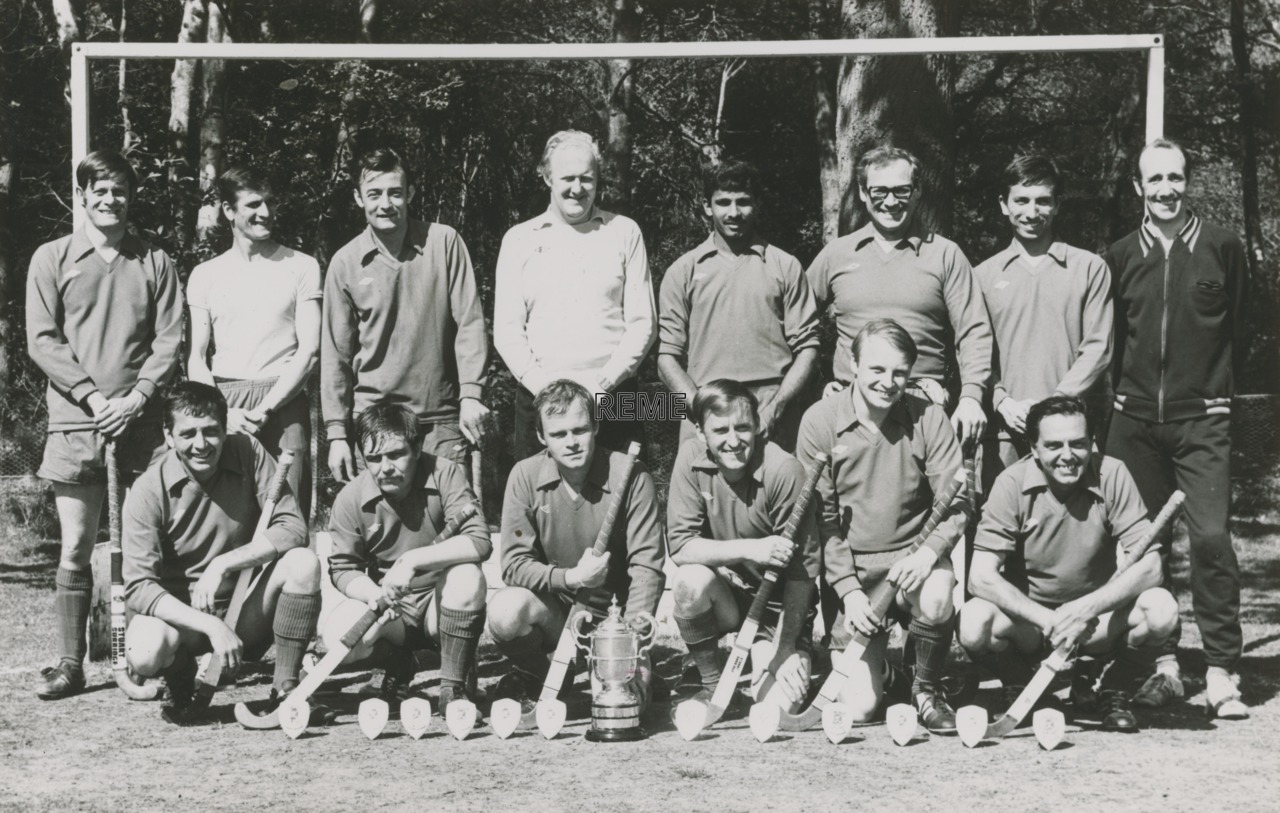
left=322, top=403, right=491, bottom=716
left=797, top=319, right=970, bottom=734
left=487, top=380, right=666, bottom=713
left=666, top=379, right=819, bottom=712
left=959, top=395, right=1178, bottom=732
left=123, top=383, right=320, bottom=721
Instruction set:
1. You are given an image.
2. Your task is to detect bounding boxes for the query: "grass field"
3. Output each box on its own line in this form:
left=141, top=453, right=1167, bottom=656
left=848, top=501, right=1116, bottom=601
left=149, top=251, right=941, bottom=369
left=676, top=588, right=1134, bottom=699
left=1, top=476, right=1278, bottom=813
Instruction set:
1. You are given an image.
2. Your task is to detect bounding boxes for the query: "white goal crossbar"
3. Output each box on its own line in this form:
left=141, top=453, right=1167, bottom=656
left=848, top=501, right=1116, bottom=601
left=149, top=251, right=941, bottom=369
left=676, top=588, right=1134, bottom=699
left=70, top=34, right=1165, bottom=225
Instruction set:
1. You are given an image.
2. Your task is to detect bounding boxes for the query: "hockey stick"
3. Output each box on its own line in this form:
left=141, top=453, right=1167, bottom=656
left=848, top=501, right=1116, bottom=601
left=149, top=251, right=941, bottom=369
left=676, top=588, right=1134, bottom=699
left=234, top=503, right=478, bottom=734
left=768, top=467, right=970, bottom=735
left=963, top=489, right=1185, bottom=745
left=166, top=451, right=296, bottom=724
left=674, top=451, right=829, bottom=741
left=106, top=441, right=162, bottom=700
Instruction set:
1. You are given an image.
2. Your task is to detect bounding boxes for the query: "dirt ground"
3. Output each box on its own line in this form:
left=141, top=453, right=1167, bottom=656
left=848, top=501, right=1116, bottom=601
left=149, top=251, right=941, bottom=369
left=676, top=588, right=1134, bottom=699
left=3, top=480, right=1279, bottom=813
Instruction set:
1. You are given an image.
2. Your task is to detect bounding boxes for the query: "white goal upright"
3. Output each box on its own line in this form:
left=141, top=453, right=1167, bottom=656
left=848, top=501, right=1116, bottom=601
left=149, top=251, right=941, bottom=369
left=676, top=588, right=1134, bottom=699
left=69, top=34, right=1165, bottom=226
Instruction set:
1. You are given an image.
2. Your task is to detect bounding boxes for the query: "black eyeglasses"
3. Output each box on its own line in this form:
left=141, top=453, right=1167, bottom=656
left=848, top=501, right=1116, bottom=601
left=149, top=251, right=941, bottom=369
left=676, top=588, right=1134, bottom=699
left=865, top=186, right=914, bottom=202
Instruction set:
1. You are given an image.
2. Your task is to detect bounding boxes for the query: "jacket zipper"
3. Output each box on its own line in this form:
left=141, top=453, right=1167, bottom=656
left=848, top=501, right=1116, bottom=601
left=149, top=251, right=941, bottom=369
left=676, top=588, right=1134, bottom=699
left=1159, top=251, right=1169, bottom=422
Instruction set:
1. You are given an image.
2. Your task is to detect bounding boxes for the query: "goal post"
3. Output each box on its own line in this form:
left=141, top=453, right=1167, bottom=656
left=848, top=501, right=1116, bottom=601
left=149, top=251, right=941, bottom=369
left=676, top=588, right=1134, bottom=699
left=68, top=34, right=1165, bottom=225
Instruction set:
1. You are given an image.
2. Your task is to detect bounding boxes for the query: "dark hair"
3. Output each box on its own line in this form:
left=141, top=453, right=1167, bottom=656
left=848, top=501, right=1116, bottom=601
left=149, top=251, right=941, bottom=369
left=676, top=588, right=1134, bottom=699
left=217, top=165, right=274, bottom=208
left=1001, top=153, right=1063, bottom=198
left=163, top=381, right=227, bottom=432
left=353, top=145, right=413, bottom=191
left=691, top=379, right=760, bottom=429
left=703, top=160, right=762, bottom=203
left=856, top=145, right=919, bottom=190
left=76, top=150, right=138, bottom=197
left=356, top=402, right=422, bottom=455
left=533, top=379, right=597, bottom=433
left=1026, top=394, right=1091, bottom=445
left=1135, top=137, right=1191, bottom=181
left=851, top=318, right=918, bottom=367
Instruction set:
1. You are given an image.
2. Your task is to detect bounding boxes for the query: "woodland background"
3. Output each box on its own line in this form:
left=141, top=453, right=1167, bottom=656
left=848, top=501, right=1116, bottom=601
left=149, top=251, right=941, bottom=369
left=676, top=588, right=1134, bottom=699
left=1, top=0, right=1277, bottom=491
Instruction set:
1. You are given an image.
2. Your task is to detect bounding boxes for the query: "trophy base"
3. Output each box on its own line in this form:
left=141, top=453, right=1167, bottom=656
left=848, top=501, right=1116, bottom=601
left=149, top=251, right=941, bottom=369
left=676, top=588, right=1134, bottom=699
left=586, top=726, right=647, bottom=743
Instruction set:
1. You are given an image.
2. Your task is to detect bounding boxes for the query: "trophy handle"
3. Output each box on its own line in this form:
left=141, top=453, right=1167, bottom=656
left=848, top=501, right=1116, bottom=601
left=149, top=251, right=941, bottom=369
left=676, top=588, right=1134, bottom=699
left=570, top=610, right=594, bottom=654
left=630, top=611, right=657, bottom=658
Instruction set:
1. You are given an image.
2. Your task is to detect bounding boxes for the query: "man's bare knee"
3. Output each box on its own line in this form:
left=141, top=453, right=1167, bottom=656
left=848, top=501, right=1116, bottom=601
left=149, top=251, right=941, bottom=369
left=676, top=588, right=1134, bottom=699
left=673, top=564, right=717, bottom=611
left=914, top=573, right=956, bottom=625
left=958, top=599, right=999, bottom=653
left=278, top=547, right=321, bottom=593
left=440, top=563, right=487, bottom=611
left=1136, top=587, right=1179, bottom=641
left=487, top=587, right=536, bottom=641
left=125, top=616, right=180, bottom=677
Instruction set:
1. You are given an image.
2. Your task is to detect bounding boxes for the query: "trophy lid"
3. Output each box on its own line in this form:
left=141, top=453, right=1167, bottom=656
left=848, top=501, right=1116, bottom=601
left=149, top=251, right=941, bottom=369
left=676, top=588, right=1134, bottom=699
left=594, top=597, right=630, bottom=635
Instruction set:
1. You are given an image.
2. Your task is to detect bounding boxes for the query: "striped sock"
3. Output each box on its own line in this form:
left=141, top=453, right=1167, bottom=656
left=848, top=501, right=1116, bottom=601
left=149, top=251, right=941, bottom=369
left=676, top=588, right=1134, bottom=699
left=438, top=606, right=485, bottom=691
left=55, top=567, right=93, bottom=670
left=909, top=614, right=955, bottom=697
left=272, top=592, right=321, bottom=691
left=675, top=607, right=724, bottom=690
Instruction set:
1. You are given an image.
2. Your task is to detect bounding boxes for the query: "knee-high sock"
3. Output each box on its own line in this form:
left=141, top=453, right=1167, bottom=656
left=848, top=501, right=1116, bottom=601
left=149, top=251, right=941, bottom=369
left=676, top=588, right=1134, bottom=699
left=497, top=628, right=548, bottom=679
left=55, top=567, right=93, bottom=669
left=272, top=592, right=321, bottom=691
left=1100, top=640, right=1162, bottom=694
left=909, top=614, right=955, bottom=697
left=438, top=606, right=486, bottom=691
left=675, top=607, right=724, bottom=690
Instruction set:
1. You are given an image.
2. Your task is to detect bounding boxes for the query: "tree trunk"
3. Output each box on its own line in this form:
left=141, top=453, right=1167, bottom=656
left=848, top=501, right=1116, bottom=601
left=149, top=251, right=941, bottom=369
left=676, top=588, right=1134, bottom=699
left=1100, top=86, right=1141, bottom=246
left=1230, top=0, right=1264, bottom=275
left=195, top=1, right=231, bottom=247
left=835, top=0, right=958, bottom=235
left=170, top=0, right=207, bottom=253
left=359, top=0, right=379, bottom=43
left=50, top=0, right=80, bottom=49
left=809, top=0, right=840, bottom=244
left=603, top=0, right=638, bottom=211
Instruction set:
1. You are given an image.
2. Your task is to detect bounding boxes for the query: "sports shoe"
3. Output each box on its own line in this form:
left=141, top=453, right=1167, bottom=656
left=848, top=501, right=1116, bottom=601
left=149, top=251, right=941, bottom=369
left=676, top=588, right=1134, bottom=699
left=159, top=655, right=201, bottom=725
left=1098, top=689, right=1139, bottom=732
left=377, top=648, right=418, bottom=703
left=493, top=668, right=541, bottom=715
left=1132, top=671, right=1183, bottom=708
left=1069, top=660, right=1099, bottom=713
left=36, top=663, right=85, bottom=701
left=914, top=691, right=958, bottom=735
left=1205, top=670, right=1249, bottom=720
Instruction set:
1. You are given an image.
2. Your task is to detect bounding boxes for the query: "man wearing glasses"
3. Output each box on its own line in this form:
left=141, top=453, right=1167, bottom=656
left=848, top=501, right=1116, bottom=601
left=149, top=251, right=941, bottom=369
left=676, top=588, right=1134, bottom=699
left=805, top=146, right=991, bottom=450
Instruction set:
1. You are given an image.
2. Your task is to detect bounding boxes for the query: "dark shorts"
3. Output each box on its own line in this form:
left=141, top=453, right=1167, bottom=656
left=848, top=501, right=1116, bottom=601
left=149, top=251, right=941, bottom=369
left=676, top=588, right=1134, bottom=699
left=218, top=377, right=311, bottom=515
left=828, top=548, right=916, bottom=649
left=719, top=568, right=816, bottom=651
left=161, top=558, right=281, bottom=661
left=39, top=420, right=166, bottom=485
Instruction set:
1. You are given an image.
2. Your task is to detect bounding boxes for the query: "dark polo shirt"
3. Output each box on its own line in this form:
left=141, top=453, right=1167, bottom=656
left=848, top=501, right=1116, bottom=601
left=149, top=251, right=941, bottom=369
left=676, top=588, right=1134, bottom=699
left=975, top=455, right=1152, bottom=605
left=501, top=448, right=665, bottom=620
left=796, top=391, right=968, bottom=598
left=666, top=437, right=819, bottom=585
left=805, top=223, right=991, bottom=400
left=327, top=454, right=491, bottom=594
left=321, top=221, right=488, bottom=439
left=659, top=234, right=819, bottom=386
left=124, top=434, right=306, bottom=615
left=26, top=229, right=184, bottom=431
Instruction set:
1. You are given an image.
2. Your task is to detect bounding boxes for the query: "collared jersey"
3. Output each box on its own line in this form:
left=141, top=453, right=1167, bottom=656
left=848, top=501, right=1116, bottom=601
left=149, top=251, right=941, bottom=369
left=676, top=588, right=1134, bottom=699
left=796, top=392, right=968, bottom=598
left=805, top=223, right=992, bottom=400
left=26, top=229, right=184, bottom=430
left=494, top=207, right=656, bottom=394
left=975, top=240, right=1112, bottom=408
left=975, top=455, right=1152, bottom=604
left=500, top=447, right=665, bottom=620
left=658, top=233, right=819, bottom=386
left=666, top=437, right=820, bottom=585
left=187, top=244, right=322, bottom=380
left=321, top=220, right=488, bottom=439
left=123, top=434, right=306, bottom=615
left=327, top=454, right=491, bottom=594
left=1105, top=213, right=1248, bottom=423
